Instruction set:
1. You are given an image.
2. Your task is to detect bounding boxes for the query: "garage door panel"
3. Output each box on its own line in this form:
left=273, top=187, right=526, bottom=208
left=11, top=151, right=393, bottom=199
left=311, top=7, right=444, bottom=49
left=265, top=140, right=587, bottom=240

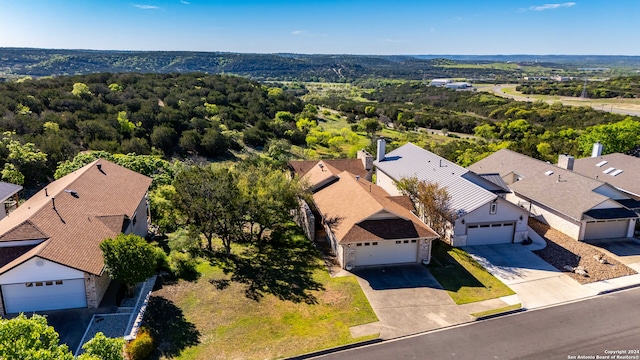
left=354, top=240, right=418, bottom=266
left=584, top=220, right=629, bottom=240
left=466, top=223, right=514, bottom=246
left=3, top=278, right=87, bottom=313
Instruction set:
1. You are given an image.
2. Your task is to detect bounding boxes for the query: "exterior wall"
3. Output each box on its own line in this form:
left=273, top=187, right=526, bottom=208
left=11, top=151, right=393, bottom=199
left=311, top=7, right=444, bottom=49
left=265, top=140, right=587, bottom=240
left=129, top=194, right=150, bottom=238
left=629, top=219, right=637, bottom=238
left=0, top=257, right=84, bottom=284
left=341, top=244, right=355, bottom=269
left=294, top=199, right=315, bottom=241
left=375, top=169, right=403, bottom=196
left=419, top=239, right=433, bottom=264
left=593, top=184, right=628, bottom=200
left=84, top=272, right=111, bottom=308
left=451, top=198, right=529, bottom=246
left=591, top=199, right=626, bottom=210
left=507, top=192, right=582, bottom=240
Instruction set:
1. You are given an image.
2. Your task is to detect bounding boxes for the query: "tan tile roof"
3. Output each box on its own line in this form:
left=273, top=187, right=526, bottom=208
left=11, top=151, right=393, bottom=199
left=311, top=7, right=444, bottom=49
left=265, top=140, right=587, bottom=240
left=573, top=153, right=640, bottom=199
left=468, top=149, right=625, bottom=221
left=313, top=171, right=438, bottom=243
left=289, top=159, right=369, bottom=190
left=0, top=159, right=152, bottom=275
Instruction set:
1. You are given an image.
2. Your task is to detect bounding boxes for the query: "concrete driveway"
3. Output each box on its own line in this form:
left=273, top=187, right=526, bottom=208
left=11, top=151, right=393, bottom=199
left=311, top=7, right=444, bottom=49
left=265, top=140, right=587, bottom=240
left=349, top=264, right=474, bottom=339
left=465, top=244, right=598, bottom=309
left=585, top=238, right=640, bottom=268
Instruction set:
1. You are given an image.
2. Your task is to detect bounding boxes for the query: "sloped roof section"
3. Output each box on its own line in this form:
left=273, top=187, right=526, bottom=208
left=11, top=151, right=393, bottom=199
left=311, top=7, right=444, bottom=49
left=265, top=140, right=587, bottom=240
left=373, top=142, right=497, bottom=215
left=0, top=182, right=22, bottom=202
left=289, top=159, right=369, bottom=191
left=313, top=171, right=438, bottom=243
left=0, top=159, right=152, bottom=275
left=573, top=153, right=640, bottom=198
left=0, top=220, right=48, bottom=242
left=468, top=149, right=629, bottom=221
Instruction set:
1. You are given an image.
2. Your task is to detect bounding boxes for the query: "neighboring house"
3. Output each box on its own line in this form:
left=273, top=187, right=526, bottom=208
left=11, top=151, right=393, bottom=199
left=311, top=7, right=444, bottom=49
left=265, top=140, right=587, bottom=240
left=373, top=141, right=529, bottom=247
left=572, top=151, right=640, bottom=200
left=444, top=82, right=474, bottom=90
left=428, top=79, right=453, bottom=87
left=0, top=182, right=22, bottom=220
left=0, top=159, right=152, bottom=316
left=290, top=156, right=438, bottom=269
left=468, top=149, right=638, bottom=241
left=288, top=149, right=373, bottom=192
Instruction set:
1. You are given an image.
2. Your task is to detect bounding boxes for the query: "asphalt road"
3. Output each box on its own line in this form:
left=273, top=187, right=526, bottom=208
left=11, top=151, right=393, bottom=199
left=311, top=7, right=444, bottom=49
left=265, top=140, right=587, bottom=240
left=310, top=288, right=640, bottom=360
left=488, top=85, right=640, bottom=117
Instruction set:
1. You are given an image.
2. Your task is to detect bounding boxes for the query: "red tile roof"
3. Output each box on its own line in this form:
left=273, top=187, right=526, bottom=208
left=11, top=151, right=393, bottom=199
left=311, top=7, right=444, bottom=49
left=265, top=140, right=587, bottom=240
left=0, top=159, right=152, bottom=275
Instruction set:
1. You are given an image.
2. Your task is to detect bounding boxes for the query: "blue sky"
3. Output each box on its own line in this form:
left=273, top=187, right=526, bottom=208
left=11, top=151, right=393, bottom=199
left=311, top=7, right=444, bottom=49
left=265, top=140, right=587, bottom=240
left=0, top=0, right=637, bottom=55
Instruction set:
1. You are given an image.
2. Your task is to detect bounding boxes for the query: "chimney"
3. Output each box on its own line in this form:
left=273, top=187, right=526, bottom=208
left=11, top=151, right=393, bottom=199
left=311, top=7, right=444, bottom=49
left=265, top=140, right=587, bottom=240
left=376, top=138, right=386, bottom=162
left=591, top=142, right=603, bottom=158
left=356, top=149, right=373, bottom=170
left=557, top=154, right=574, bottom=171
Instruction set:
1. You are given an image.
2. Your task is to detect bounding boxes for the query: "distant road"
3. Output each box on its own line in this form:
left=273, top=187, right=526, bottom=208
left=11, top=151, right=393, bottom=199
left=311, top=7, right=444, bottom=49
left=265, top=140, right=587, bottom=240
left=311, top=288, right=640, bottom=360
left=484, top=85, right=640, bottom=117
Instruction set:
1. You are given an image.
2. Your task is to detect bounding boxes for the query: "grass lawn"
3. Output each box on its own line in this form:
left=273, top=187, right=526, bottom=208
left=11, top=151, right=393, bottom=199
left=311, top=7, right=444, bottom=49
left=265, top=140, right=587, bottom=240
left=471, top=304, right=522, bottom=318
left=146, top=228, right=378, bottom=360
left=428, top=241, right=514, bottom=304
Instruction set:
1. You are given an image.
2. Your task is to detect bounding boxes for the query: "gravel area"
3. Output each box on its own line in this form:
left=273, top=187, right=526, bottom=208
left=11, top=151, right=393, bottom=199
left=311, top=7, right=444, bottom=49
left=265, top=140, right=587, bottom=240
left=530, top=219, right=637, bottom=284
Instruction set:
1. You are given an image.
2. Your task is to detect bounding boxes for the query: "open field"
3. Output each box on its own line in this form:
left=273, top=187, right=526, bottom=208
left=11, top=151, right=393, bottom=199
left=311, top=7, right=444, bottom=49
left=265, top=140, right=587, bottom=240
left=477, top=84, right=640, bottom=117
left=147, top=228, right=378, bottom=360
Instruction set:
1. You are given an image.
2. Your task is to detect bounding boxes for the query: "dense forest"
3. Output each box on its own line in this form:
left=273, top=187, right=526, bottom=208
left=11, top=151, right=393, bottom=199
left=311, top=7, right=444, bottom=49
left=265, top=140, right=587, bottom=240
left=517, top=76, right=640, bottom=98
left=4, top=48, right=640, bottom=83
left=0, top=73, right=309, bottom=186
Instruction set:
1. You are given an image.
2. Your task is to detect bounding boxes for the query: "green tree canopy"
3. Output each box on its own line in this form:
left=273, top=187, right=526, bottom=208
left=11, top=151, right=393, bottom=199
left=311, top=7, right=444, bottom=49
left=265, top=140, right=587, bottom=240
left=395, top=176, right=453, bottom=237
left=100, top=234, right=157, bottom=293
left=0, top=314, right=74, bottom=360
left=79, top=332, right=125, bottom=360
left=578, top=117, right=640, bottom=156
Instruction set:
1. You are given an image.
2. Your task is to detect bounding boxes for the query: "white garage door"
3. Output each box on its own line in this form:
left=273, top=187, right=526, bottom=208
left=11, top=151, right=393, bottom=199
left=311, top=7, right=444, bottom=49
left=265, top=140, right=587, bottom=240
left=3, top=278, right=87, bottom=314
left=584, top=220, right=629, bottom=240
left=354, top=239, right=418, bottom=267
left=466, top=223, right=515, bottom=246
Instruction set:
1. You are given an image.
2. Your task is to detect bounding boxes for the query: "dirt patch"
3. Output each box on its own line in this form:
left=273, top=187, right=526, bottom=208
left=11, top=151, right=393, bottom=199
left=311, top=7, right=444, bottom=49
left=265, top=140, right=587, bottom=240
left=530, top=218, right=637, bottom=284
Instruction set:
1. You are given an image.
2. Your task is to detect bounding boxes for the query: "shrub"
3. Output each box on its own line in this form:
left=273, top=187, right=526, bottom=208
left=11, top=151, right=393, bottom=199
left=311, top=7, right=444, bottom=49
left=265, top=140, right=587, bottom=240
left=125, top=327, right=154, bottom=360
left=168, top=251, right=199, bottom=280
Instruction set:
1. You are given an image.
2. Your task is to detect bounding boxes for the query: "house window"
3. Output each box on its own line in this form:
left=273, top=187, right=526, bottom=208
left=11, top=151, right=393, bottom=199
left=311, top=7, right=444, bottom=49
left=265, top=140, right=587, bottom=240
left=403, top=240, right=409, bottom=244
left=35, top=282, right=43, bottom=287
left=55, top=280, right=63, bottom=285
left=396, top=240, right=401, bottom=244
left=490, top=203, right=497, bottom=215
left=25, top=282, right=33, bottom=287
left=45, top=281, right=53, bottom=286
left=411, top=240, right=417, bottom=243
left=364, top=242, right=370, bottom=246
left=356, top=243, right=362, bottom=246
left=372, top=242, right=378, bottom=246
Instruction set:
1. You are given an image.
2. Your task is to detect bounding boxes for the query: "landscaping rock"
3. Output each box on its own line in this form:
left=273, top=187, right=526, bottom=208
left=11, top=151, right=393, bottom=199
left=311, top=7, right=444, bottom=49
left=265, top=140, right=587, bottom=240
left=530, top=218, right=636, bottom=284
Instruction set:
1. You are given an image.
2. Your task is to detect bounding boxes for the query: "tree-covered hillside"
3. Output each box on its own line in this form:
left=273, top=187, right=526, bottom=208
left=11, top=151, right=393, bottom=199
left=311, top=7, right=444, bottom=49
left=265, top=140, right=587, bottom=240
left=0, top=73, right=304, bottom=185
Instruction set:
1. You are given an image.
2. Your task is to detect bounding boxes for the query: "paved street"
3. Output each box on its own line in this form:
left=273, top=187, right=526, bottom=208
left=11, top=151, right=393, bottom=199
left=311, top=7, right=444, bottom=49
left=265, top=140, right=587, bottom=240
left=308, top=287, right=640, bottom=360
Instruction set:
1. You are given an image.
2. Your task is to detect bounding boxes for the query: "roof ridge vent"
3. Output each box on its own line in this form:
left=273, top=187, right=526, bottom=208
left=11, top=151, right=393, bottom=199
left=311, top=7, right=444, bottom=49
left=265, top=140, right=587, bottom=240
left=595, top=160, right=608, bottom=167
left=603, top=167, right=616, bottom=174
left=544, top=170, right=554, bottom=176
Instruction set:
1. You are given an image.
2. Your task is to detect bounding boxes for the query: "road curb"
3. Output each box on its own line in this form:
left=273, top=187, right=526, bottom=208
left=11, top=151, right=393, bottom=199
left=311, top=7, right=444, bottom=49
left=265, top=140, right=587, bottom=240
left=597, top=282, right=640, bottom=295
left=286, top=338, right=384, bottom=360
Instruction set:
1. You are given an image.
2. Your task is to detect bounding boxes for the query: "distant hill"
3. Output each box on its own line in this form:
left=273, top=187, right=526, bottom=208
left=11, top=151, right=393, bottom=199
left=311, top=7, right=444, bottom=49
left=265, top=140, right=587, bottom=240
left=1, top=48, right=639, bottom=82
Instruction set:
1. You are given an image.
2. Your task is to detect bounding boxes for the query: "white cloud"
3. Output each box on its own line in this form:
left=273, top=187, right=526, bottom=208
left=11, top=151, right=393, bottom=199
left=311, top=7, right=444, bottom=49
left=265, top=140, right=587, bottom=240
left=180, top=0, right=190, bottom=4
left=526, top=2, right=576, bottom=11
left=291, top=30, right=326, bottom=37
left=134, top=4, right=160, bottom=10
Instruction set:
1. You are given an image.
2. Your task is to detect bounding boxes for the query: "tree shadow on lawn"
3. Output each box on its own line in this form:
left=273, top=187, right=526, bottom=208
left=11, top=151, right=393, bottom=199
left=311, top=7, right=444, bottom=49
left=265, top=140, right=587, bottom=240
left=429, top=242, right=484, bottom=292
left=208, top=227, right=325, bottom=304
left=144, top=296, right=201, bottom=359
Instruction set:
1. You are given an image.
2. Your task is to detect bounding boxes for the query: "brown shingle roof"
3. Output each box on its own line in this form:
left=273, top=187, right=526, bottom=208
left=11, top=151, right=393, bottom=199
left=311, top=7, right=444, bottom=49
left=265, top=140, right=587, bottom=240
left=0, top=159, right=152, bottom=275
left=0, top=221, right=48, bottom=241
left=289, top=159, right=369, bottom=190
left=313, top=171, right=438, bottom=243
